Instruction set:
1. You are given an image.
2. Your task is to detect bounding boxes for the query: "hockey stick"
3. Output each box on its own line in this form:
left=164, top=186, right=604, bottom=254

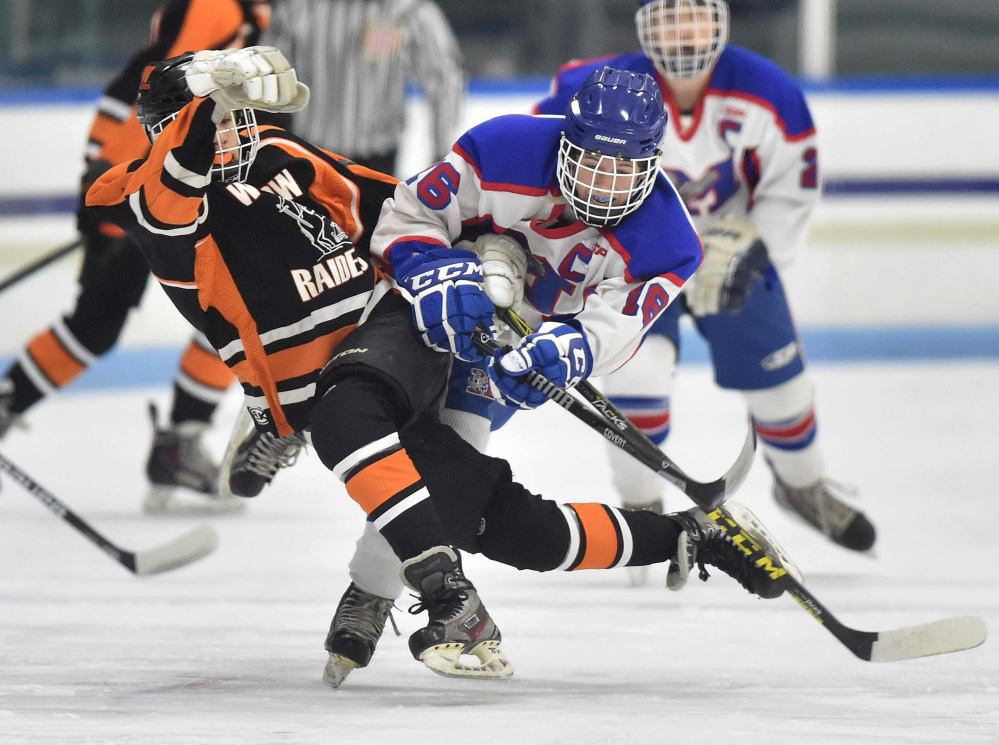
left=479, top=317, right=987, bottom=660
left=471, top=325, right=752, bottom=511
left=0, top=238, right=83, bottom=294
left=0, top=450, right=219, bottom=576
left=709, top=504, right=987, bottom=661
left=484, top=308, right=755, bottom=509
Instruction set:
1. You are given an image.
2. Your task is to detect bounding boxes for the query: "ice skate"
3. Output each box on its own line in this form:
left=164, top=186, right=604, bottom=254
left=622, top=496, right=664, bottom=586
left=322, top=582, right=398, bottom=689
left=0, top=378, right=26, bottom=440
left=667, top=501, right=801, bottom=599
left=402, top=546, right=513, bottom=680
left=221, top=407, right=306, bottom=498
left=144, top=403, right=244, bottom=515
left=771, top=466, right=876, bottom=552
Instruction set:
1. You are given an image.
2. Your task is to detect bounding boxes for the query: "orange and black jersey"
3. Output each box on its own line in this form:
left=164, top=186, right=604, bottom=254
left=86, top=96, right=398, bottom=436
left=87, top=0, right=269, bottom=166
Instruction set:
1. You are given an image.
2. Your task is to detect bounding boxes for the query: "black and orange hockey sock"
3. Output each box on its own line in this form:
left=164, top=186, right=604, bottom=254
left=169, top=337, right=234, bottom=424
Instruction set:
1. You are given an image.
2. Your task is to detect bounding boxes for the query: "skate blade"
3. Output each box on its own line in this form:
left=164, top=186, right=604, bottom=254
left=322, top=653, right=359, bottom=689
left=143, top=486, right=247, bottom=516
left=418, top=640, right=514, bottom=680
left=722, top=502, right=804, bottom=584
left=665, top=532, right=692, bottom=592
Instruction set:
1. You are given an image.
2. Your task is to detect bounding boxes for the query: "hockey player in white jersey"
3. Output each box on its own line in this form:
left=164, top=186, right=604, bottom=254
left=321, top=67, right=709, bottom=686
left=533, top=0, right=876, bottom=574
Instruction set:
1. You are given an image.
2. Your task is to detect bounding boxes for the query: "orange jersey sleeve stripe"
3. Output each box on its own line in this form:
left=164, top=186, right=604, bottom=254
left=26, top=330, right=87, bottom=388
left=345, top=449, right=422, bottom=516
left=179, top=341, right=236, bottom=390
left=568, top=503, right=620, bottom=571
left=192, top=235, right=292, bottom=435
left=142, top=174, right=205, bottom=229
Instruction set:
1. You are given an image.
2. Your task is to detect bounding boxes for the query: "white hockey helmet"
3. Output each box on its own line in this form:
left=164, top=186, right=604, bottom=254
left=636, top=0, right=730, bottom=80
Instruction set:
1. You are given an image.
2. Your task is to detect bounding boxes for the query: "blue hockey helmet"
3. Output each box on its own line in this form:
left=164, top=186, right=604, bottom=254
left=557, top=67, right=667, bottom=227
left=563, top=66, right=667, bottom=159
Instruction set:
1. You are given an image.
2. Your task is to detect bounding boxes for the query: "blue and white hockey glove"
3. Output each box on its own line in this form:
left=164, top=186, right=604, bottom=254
left=686, top=217, right=770, bottom=316
left=487, top=321, right=593, bottom=409
left=395, top=247, right=497, bottom=361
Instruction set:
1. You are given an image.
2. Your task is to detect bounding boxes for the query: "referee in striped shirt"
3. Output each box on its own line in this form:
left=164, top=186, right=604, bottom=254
left=264, top=0, right=465, bottom=175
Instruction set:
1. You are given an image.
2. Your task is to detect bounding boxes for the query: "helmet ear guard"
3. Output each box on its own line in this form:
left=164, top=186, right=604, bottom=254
left=136, top=53, right=260, bottom=184
left=557, top=66, right=667, bottom=227
left=636, top=0, right=729, bottom=80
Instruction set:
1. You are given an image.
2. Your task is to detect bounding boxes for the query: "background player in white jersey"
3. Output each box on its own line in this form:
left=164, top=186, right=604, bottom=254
left=320, top=67, right=708, bottom=685
left=533, top=0, right=876, bottom=571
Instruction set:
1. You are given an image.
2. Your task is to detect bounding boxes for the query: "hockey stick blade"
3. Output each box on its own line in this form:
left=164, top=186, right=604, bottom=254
left=784, top=579, right=987, bottom=662
left=128, top=524, right=220, bottom=576
left=0, top=450, right=219, bottom=576
left=708, top=504, right=988, bottom=661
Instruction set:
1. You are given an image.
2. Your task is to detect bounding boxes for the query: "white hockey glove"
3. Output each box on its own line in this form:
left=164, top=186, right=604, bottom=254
left=456, top=234, right=528, bottom=311
left=685, top=216, right=770, bottom=317
left=185, top=46, right=310, bottom=116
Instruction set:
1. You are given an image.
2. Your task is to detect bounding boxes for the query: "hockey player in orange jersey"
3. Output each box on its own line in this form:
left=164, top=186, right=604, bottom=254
left=0, top=0, right=273, bottom=514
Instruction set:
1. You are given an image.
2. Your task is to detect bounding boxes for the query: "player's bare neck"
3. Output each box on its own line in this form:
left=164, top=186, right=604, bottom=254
left=664, top=75, right=709, bottom=113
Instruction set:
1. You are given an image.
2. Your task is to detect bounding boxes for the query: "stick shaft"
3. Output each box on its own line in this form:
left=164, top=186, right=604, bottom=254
left=0, top=239, right=83, bottom=294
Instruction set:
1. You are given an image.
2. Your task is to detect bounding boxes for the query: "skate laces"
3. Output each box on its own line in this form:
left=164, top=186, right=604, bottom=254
left=241, top=431, right=306, bottom=479
left=677, top=513, right=755, bottom=592
left=407, top=576, right=472, bottom=623
left=337, top=586, right=400, bottom=641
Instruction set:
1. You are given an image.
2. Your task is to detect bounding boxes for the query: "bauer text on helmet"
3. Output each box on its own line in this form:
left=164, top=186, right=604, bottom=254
left=557, top=66, right=667, bottom=227
left=636, top=0, right=730, bottom=79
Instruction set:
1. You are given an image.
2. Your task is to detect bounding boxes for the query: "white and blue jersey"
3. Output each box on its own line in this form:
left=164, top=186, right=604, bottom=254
left=537, top=46, right=821, bottom=393
left=370, top=113, right=703, bottom=378
left=535, top=46, right=819, bottom=270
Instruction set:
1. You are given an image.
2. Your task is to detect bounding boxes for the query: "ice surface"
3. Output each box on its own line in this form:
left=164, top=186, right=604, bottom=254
left=1, top=362, right=996, bottom=744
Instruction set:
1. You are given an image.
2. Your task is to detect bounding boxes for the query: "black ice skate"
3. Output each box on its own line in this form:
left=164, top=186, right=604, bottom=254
left=322, top=582, right=399, bottom=689
left=0, top=377, right=25, bottom=440
left=622, top=496, right=664, bottom=587
left=770, top=465, right=876, bottom=552
left=144, top=403, right=244, bottom=515
left=221, top=408, right=306, bottom=498
left=402, top=546, right=513, bottom=679
left=667, top=501, right=802, bottom=599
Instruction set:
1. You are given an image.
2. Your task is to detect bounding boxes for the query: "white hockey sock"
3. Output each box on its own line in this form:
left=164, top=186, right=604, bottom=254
left=743, top=373, right=825, bottom=488
left=439, top=407, right=491, bottom=452
left=348, top=521, right=404, bottom=600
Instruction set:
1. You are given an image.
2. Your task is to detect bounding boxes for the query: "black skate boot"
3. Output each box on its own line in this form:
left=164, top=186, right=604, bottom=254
left=771, top=465, right=876, bottom=552
left=0, top=377, right=24, bottom=440
left=144, top=403, right=244, bottom=514
left=667, top=501, right=802, bottom=599
left=402, top=546, right=513, bottom=679
left=322, top=582, right=399, bottom=689
left=222, top=408, right=306, bottom=498
left=623, top=496, right=664, bottom=587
